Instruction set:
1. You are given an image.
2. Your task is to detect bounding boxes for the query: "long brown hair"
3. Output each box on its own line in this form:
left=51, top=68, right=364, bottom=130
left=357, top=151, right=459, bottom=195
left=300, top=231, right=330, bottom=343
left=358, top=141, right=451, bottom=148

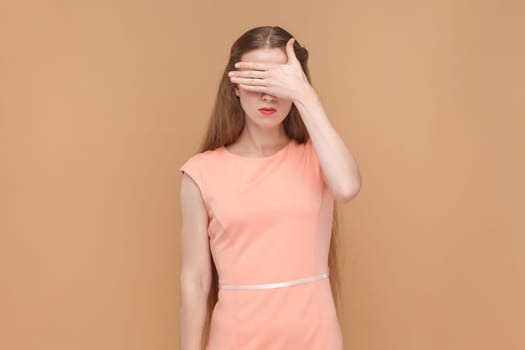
left=194, top=25, right=343, bottom=348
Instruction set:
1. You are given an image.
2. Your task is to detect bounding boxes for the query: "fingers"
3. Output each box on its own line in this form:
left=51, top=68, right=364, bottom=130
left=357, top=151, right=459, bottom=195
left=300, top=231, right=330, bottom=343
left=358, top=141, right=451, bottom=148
left=230, top=76, right=267, bottom=86
left=228, top=69, right=266, bottom=79
left=237, top=84, right=268, bottom=93
left=234, top=61, right=274, bottom=71
left=228, top=67, right=268, bottom=86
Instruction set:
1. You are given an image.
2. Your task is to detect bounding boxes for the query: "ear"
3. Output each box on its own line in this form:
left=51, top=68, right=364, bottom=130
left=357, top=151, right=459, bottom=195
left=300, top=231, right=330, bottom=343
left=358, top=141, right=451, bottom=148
left=234, top=85, right=240, bottom=97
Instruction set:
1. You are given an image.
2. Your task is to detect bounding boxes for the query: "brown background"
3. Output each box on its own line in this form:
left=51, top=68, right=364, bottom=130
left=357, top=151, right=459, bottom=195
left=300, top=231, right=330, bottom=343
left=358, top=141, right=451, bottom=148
left=1, top=0, right=524, bottom=349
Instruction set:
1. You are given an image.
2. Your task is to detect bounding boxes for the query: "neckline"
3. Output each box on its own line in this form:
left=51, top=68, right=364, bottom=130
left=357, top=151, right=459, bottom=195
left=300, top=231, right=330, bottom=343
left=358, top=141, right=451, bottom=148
left=222, top=139, right=293, bottom=160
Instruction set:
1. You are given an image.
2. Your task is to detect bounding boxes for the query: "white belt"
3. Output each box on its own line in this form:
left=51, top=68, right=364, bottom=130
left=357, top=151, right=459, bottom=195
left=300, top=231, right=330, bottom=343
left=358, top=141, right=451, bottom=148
left=219, top=272, right=329, bottom=290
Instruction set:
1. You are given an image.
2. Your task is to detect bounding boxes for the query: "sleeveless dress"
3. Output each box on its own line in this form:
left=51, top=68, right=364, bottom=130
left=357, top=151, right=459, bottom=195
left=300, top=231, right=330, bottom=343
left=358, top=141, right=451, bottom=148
left=179, top=138, right=343, bottom=350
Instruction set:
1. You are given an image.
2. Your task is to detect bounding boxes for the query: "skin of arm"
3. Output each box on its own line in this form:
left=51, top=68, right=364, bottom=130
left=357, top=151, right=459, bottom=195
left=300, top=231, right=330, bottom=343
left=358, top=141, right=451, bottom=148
left=230, top=39, right=361, bottom=203
left=179, top=174, right=212, bottom=350
left=293, top=84, right=362, bottom=203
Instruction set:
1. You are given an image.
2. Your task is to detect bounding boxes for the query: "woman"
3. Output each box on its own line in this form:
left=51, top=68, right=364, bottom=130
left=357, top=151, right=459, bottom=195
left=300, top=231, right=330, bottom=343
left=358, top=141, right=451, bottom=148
left=179, top=25, right=361, bottom=350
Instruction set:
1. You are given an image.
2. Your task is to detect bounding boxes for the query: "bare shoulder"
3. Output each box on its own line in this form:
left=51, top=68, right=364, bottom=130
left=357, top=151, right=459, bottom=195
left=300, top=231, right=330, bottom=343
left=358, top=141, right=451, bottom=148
left=179, top=173, right=208, bottom=225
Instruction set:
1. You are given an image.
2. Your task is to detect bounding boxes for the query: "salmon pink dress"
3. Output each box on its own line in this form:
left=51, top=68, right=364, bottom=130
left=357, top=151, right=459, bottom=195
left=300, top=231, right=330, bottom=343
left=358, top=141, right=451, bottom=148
left=179, top=138, right=343, bottom=350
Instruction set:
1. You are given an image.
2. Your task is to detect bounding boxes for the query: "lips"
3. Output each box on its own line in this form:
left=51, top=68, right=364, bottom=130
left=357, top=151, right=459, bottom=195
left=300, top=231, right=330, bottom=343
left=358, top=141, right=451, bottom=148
left=258, top=107, right=276, bottom=112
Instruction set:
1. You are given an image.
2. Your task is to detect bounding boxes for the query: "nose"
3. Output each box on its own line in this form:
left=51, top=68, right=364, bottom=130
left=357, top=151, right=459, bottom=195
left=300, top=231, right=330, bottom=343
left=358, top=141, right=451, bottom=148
left=261, top=93, right=276, bottom=101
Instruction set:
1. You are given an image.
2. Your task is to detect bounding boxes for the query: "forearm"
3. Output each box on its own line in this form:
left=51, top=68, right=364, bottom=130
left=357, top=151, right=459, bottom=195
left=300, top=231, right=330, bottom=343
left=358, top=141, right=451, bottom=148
left=179, top=280, right=210, bottom=350
left=293, top=85, right=361, bottom=199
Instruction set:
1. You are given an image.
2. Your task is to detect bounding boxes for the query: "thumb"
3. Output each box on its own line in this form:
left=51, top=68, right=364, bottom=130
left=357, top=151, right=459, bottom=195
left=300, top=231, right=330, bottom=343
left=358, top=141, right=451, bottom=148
left=286, top=38, right=298, bottom=64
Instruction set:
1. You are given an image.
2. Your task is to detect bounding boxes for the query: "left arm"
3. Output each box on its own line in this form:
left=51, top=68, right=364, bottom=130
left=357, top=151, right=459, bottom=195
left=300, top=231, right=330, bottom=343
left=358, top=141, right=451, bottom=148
left=293, top=85, right=361, bottom=202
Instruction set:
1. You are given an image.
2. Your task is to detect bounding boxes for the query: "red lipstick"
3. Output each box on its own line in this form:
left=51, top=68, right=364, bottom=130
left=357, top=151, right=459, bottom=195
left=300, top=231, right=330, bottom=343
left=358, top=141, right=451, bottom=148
left=258, top=107, right=276, bottom=116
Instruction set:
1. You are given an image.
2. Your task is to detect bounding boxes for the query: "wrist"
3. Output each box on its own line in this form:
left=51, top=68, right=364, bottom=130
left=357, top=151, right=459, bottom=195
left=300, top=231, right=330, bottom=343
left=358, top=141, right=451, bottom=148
left=292, top=83, right=318, bottom=108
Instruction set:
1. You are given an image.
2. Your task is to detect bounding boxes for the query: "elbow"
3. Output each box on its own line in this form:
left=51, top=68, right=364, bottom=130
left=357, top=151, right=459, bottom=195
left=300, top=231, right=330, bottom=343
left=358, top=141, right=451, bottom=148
left=198, top=275, right=212, bottom=294
left=179, top=272, right=212, bottom=295
left=338, top=171, right=362, bottom=203
left=336, top=182, right=361, bottom=203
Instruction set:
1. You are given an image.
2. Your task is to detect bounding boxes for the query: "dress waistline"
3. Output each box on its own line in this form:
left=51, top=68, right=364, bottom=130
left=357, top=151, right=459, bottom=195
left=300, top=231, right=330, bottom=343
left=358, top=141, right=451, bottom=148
left=219, top=272, right=329, bottom=290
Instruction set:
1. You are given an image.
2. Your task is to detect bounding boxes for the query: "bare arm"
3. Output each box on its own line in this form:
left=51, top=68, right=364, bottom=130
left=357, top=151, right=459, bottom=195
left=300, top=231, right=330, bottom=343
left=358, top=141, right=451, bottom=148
left=179, top=173, right=212, bottom=350
left=293, top=85, right=362, bottom=203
